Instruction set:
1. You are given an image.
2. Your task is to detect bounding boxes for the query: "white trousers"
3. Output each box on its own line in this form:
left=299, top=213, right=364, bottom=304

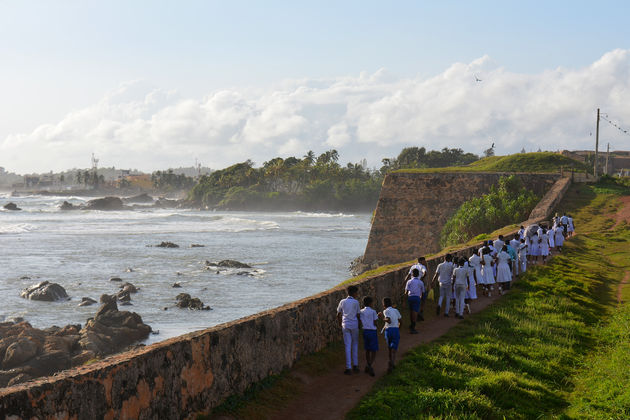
left=342, top=327, right=359, bottom=369
left=454, top=284, right=467, bottom=315
left=519, top=255, right=527, bottom=273
left=438, top=283, right=453, bottom=314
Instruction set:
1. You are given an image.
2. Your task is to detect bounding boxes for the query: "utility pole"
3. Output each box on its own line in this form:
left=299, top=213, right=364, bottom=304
left=605, top=143, right=610, bottom=175
left=594, top=108, right=600, bottom=176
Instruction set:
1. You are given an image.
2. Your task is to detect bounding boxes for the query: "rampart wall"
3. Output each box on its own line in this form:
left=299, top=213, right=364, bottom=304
left=0, top=176, right=570, bottom=420
left=362, top=172, right=561, bottom=266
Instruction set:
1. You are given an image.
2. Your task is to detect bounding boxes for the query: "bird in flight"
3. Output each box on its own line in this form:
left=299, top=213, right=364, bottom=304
left=475, top=75, right=482, bottom=82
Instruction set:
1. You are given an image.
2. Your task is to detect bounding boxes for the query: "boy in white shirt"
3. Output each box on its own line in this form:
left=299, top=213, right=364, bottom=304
left=380, top=297, right=401, bottom=373
left=359, top=296, right=380, bottom=377
left=432, top=254, right=454, bottom=317
left=405, top=268, right=425, bottom=334
left=336, top=285, right=360, bottom=375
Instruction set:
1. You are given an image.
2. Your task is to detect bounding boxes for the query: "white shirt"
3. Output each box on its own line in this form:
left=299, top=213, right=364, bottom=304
left=560, top=215, right=568, bottom=225
left=405, top=277, right=425, bottom=297
left=509, top=238, right=520, bottom=251
left=383, top=306, right=401, bottom=329
left=359, top=307, right=378, bottom=330
left=436, top=261, right=454, bottom=285
left=409, top=263, right=427, bottom=279
left=494, top=239, right=505, bottom=251
left=453, top=266, right=468, bottom=286
left=518, top=228, right=525, bottom=240
left=336, top=296, right=360, bottom=329
left=518, top=243, right=528, bottom=257
left=469, top=254, right=481, bottom=269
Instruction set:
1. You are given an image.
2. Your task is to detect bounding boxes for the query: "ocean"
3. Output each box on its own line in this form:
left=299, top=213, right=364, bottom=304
left=0, top=193, right=371, bottom=344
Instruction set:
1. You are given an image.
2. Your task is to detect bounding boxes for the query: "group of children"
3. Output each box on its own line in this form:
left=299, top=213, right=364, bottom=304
left=336, top=213, right=575, bottom=377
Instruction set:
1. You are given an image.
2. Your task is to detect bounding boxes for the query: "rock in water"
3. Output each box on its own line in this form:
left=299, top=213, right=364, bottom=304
left=78, top=295, right=152, bottom=355
left=156, top=241, right=179, bottom=248
left=78, top=297, right=97, bottom=307
left=123, top=193, right=154, bottom=203
left=3, top=202, right=21, bottom=211
left=175, top=293, right=211, bottom=310
left=85, top=196, right=124, bottom=211
left=59, top=201, right=77, bottom=210
left=206, top=259, right=252, bottom=269
left=20, top=281, right=69, bottom=301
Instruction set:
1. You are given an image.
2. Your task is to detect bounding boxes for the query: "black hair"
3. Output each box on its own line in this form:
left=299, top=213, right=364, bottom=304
left=502, top=245, right=508, bottom=252
left=520, top=238, right=525, bottom=243
left=412, top=268, right=420, bottom=277
left=347, top=285, right=358, bottom=296
left=459, top=257, right=467, bottom=265
left=383, top=297, right=392, bottom=307
left=445, top=253, right=452, bottom=262
left=363, top=296, right=373, bottom=307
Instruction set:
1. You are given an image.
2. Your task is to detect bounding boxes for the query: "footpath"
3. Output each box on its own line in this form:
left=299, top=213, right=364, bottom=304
left=214, top=257, right=555, bottom=420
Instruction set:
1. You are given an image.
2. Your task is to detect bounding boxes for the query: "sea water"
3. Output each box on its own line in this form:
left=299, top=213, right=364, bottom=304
left=0, top=193, right=371, bottom=344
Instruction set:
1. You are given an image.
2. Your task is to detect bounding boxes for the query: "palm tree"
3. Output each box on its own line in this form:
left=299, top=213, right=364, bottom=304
left=303, top=150, right=315, bottom=167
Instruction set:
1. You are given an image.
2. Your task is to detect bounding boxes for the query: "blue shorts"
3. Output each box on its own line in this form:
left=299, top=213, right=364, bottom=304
left=408, top=295, right=421, bottom=313
left=363, top=329, right=379, bottom=352
left=385, top=327, right=400, bottom=350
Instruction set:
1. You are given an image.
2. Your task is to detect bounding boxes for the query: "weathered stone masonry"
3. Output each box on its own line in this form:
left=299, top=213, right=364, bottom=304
left=363, top=172, right=562, bottom=266
left=0, top=175, right=570, bottom=420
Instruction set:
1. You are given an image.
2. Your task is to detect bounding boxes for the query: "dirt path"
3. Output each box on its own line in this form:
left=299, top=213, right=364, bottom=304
left=611, top=196, right=630, bottom=227
left=273, top=290, right=505, bottom=420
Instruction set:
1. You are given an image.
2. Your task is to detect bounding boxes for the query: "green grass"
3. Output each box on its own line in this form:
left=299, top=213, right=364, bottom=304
left=394, top=152, right=590, bottom=174
left=348, top=180, right=630, bottom=420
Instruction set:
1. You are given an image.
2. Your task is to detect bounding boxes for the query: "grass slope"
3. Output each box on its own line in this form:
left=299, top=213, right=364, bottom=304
left=348, top=180, right=630, bottom=419
left=394, top=152, right=589, bottom=174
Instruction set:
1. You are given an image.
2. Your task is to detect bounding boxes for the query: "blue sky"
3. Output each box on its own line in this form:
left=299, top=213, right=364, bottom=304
left=1, top=1, right=629, bottom=173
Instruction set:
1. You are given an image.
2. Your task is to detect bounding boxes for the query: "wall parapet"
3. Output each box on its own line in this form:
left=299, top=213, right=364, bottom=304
left=0, top=177, right=571, bottom=420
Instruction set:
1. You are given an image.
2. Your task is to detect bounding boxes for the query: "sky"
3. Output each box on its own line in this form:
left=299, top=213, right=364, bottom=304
left=1, top=0, right=629, bottom=174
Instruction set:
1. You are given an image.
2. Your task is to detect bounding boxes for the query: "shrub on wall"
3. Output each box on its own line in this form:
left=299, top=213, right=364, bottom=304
left=440, top=175, right=539, bottom=247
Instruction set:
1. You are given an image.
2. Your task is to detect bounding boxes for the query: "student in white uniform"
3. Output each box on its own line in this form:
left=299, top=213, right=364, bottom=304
left=337, top=285, right=361, bottom=375
left=494, top=236, right=505, bottom=254
left=509, top=236, right=521, bottom=276
left=481, top=247, right=496, bottom=296
left=518, top=226, right=526, bottom=240
left=405, top=268, right=425, bottom=334
left=380, top=297, right=401, bottom=373
left=540, top=228, right=550, bottom=263
left=567, top=215, right=575, bottom=237
left=432, top=254, right=455, bottom=317
left=530, top=232, right=540, bottom=264
left=560, top=213, right=569, bottom=236
left=548, top=225, right=556, bottom=251
left=518, top=238, right=528, bottom=274
left=359, top=296, right=379, bottom=377
left=453, top=257, right=469, bottom=319
left=405, top=257, right=428, bottom=320
left=554, top=226, right=565, bottom=252
left=495, top=245, right=512, bottom=293
left=469, top=249, right=483, bottom=292
left=466, top=253, right=479, bottom=305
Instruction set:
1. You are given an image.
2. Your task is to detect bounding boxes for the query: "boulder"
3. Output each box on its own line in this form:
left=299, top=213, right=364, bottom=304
left=175, top=293, right=211, bottom=310
left=119, top=282, right=138, bottom=293
left=3, top=202, right=21, bottom=211
left=123, top=193, right=154, bottom=204
left=78, top=297, right=97, bottom=307
left=172, top=282, right=182, bottom=288
left=154, top=197, right=178, bottom=208
left=79, top=298, right=152, bottom=355
left=85, top=196, right=124, bottom=211
left=7, top=372, right=33, bottom=387
left=109, top=277, right=123, bottom=282
left=2, top=338, right=39, bottom=369
left=190, top=244, right=205, bottom=248
left=20, top=281, right=69, bottom=301
left=211, top=260, right=252, bottom=268
left=156, top=241, right=179, bottom=248
left=59, top=201, right=78, bottom=211
left=116, top=290, right=131, bottom=302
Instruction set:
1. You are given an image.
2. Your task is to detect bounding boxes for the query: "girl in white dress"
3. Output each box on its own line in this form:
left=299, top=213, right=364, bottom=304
left=554, top=227, right=565, bottom=252
left=567, top=216, right=575, bottom=237
left=518, top=238, right=528, bottom=274
left=465, top=256, right=477, bottom=314
left=468, top=251, right=482, bottom=294
left=529, top=232, right=540, bottom=264
left=495, top=245, right=512, bottom=294
left=481, top=247, right=495, bottom=296
left=540, top=228, right=550, bottom=262
left=548, top=225, right=555, bottom=250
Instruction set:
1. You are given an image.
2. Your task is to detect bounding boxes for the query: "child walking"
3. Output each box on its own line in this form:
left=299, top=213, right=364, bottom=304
left=405, top=268, right=425, bottom=334
left=380, top=297, right=402, bottom=373
left=336, top=285, right=360, bottom=375
left=359, top=296, right=379, bottom=377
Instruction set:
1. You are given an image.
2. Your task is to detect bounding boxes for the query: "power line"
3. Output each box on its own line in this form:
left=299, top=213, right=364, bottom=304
left=600, top=114, right=630, bottom=137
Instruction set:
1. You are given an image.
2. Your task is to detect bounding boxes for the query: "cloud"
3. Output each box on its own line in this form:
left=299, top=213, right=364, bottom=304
left=2, top=49, right=630, bottom=173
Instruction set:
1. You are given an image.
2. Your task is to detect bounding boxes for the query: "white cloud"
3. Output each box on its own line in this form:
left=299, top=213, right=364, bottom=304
left=2, top=49, right=630, bottom=173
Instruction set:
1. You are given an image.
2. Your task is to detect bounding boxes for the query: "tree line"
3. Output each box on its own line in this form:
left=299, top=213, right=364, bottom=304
left=188, top=147, right=480, bottom=211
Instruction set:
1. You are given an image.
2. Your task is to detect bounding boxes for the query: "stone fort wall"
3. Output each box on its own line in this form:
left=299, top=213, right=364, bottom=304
left=363, top=172, right=562, bottom=266
left=0, top=175, right=570, bottom=419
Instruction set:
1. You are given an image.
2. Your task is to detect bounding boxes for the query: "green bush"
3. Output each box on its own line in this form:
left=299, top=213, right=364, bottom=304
left=440, top=175, right=539, bottom=247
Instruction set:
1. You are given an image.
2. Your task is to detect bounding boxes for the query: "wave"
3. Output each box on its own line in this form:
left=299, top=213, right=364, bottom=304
left=0, top=223, right=37, bottom=234
left=289, top=211, right=355, bottom=218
